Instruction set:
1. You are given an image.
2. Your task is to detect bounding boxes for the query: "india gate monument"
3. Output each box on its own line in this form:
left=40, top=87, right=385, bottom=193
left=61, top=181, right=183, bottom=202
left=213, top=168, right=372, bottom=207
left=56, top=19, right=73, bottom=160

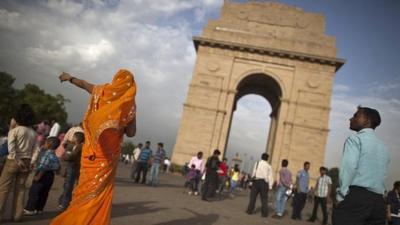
left=171, top=1, right=345, bottom=180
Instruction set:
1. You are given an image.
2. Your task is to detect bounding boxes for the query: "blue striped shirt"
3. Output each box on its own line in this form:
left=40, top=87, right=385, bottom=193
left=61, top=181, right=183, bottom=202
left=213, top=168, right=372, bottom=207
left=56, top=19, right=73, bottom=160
left=138, top=148, right=152, bottom=163
left=153, top=149, right=165, bottom=164
left=337, top=128, right=390, bottom=201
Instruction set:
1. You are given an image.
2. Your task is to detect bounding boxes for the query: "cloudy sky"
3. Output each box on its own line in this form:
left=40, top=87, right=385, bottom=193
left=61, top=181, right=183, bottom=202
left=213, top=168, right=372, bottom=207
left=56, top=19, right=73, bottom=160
left=1, top=0, right=399, bottom=186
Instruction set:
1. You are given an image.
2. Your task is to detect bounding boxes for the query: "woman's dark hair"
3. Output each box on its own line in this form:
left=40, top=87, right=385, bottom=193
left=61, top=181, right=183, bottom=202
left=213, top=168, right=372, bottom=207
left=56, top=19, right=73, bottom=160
left=213, top=149, right=221, bottom=156
left=14, top=104, right=35, bottom=127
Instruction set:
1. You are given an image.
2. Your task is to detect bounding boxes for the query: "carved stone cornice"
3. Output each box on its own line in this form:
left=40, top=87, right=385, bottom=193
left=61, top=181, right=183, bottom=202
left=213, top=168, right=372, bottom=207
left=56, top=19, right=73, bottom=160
left=193, top=36, right=345, bottom=71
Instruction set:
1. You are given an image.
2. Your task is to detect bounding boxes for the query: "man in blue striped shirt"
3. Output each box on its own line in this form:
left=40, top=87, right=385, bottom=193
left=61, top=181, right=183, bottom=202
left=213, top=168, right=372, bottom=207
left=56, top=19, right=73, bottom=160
left=332, top=106, right=390, bottom=225
left=135, top=141, right=152, bottom=184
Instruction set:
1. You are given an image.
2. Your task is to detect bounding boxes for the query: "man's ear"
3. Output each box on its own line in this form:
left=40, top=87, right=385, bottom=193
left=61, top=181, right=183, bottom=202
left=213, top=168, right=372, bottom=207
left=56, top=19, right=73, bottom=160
left=364, top=117, right=372, bottom=128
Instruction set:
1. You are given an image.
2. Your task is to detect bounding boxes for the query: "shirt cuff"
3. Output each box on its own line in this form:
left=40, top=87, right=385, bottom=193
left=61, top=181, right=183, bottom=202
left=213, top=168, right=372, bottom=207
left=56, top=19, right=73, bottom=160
left=336, top=190, right=345, bottom=202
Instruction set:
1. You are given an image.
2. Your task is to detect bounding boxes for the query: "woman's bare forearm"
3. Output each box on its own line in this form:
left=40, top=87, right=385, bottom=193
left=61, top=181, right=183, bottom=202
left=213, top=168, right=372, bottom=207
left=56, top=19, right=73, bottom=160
left=59, top=72, right=94, bottom=94
left=70, top=77, right=94, bottom=94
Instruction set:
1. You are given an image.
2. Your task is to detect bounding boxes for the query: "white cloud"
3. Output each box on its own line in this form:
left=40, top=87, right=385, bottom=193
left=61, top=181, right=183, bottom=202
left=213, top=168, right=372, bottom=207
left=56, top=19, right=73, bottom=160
left=333, top=84, right=350, bottom=93
left=0, top=8, right=27, bottom=30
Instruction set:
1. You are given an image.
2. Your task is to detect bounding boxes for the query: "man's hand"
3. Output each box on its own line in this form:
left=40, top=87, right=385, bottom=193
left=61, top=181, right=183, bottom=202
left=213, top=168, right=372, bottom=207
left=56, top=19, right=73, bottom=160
left=16, top=159, right=28, bottom=172
left=59, top=72, right=73, bottom=82
left=33, top=174, right=41, bottom=181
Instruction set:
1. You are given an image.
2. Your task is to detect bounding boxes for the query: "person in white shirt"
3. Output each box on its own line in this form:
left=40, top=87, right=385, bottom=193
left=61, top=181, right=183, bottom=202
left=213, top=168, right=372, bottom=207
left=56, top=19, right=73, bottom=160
left=49, top=121, right=61, bottom=137
left=130, top=143, right=142, bottom=180
left=246, top=153, right=274, bottom=217
left=163, top=158, right=171, bottom=173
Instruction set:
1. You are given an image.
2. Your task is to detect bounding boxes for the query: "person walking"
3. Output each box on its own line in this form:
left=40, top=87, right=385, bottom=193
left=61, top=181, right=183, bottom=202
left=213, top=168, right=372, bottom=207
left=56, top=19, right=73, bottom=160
left=291, top=161, right=311, bottom=220
left=307, top=166, right=332, bottom=225
left=51, top=69, right=137, bottom=225
left=332, top=106, right=390, bottom=225
left=246, top=153, right=274, bottom=217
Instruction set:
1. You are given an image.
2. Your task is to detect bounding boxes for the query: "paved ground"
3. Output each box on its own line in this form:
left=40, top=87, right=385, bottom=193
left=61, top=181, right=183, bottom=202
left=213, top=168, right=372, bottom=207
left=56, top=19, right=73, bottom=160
left=2, top=163, right=332, bottom=225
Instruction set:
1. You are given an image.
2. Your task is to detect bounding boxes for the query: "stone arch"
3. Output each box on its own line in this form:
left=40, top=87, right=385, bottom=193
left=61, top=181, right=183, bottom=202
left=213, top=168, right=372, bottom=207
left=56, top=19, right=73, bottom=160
left=171, top=1, right=345, bottom=180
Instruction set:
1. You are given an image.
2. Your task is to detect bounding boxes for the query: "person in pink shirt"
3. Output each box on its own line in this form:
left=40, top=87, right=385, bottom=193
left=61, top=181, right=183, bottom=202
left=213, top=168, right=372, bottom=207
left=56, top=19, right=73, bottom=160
left=188, top=151, right=204, bottom=195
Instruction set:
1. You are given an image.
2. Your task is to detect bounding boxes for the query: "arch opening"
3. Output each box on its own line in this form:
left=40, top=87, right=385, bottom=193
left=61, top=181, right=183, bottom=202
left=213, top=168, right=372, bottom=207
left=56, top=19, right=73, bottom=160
left=225, top=73, right=283, bottom=172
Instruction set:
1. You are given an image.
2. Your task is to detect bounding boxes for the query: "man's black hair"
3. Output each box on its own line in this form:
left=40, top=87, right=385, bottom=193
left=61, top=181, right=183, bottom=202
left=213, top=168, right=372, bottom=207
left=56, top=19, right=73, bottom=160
left=358, top=106, right=381, bottom=129
left=14, top=104, right=35, bottom=127
left=319, top=166, right=328, bottom=172
left=46, top=136, right=60, bottom=150
left=261, top=153, right=269, bottom=161
left=158, top=142, right=164, bottom=147
left=213, top=149, right=221, bottom=155
left=304, top=161, right=310, bottom=166
left=73, top=132, right=85, bottom=144
left=281, top=159, right=288, bottom=167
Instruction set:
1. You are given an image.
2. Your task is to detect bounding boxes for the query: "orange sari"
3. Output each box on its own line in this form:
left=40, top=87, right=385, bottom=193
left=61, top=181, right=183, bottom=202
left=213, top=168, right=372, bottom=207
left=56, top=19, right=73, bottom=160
left=50, top=69, right=136, bottom=225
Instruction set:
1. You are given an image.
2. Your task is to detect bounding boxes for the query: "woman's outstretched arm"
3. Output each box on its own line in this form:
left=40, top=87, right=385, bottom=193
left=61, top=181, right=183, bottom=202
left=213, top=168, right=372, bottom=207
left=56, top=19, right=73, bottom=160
left=59, top=72, right=94, bottom=94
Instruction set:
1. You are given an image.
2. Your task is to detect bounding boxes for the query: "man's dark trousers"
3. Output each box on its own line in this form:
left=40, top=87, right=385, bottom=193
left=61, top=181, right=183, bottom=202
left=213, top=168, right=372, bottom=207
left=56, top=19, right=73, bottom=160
left=291, top=191, right=307, bottom=219
left=309, top=196, right=328, bottom=224
left=246, top=179, right=269, bottom=217
left=332, top=186, right=385, bottom=225
left=202, top=170, right=218, bottom=199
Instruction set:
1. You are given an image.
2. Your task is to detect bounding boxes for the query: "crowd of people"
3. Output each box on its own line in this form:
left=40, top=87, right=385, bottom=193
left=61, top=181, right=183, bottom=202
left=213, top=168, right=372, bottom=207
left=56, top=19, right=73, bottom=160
left=0, top=104, right=85, bottom=222
left=0, top=69, right=397, bottom=225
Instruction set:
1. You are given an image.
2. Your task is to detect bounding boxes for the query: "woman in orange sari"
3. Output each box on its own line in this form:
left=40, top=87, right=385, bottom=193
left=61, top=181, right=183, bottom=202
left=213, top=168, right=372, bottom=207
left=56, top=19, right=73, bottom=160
left=51, top=69, right=137, bottom=225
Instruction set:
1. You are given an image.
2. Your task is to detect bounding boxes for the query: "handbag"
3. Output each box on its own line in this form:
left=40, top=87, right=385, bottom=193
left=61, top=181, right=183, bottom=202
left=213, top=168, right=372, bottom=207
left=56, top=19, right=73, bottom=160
left=249, top=161, right=259, bottom=186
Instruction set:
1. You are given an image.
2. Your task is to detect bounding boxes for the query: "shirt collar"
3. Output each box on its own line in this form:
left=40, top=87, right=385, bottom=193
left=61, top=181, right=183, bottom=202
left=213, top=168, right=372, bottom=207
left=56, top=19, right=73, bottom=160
left=357, top=128, right=375, bottom=134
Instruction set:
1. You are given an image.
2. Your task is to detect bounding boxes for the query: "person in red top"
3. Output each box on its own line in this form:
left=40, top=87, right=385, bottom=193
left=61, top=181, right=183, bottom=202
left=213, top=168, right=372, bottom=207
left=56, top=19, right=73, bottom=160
left=217, top=158, right=228, bottom=194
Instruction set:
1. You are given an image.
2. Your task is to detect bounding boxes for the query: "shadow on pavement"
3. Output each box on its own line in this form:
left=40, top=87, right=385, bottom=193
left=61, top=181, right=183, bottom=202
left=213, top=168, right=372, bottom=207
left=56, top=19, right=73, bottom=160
left=153, top=208, right=219, bottom=225
left=111, top=201, right=167, bottom=218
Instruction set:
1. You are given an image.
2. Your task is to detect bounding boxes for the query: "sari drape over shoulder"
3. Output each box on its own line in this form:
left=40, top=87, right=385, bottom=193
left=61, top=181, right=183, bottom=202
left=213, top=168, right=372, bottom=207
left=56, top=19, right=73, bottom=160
left=50, top=69, right=136, bottom=225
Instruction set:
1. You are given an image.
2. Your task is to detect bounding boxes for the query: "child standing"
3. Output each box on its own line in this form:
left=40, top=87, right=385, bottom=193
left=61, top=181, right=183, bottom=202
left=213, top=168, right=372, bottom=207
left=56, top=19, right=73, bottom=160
left=58, top=132, right=84, bottom=210
left=24, top=137, right=60, bottom=215
left=184, top=164, right=197, bottom=195
left=230, top=164, right=240, bottom=197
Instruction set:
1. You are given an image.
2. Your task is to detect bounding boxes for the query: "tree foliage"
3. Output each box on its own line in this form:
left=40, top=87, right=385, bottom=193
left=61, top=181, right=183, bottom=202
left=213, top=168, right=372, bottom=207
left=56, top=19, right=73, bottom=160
left=0, top=72, right=69, bottom=128
left=121, top=141, right=135, bottom=155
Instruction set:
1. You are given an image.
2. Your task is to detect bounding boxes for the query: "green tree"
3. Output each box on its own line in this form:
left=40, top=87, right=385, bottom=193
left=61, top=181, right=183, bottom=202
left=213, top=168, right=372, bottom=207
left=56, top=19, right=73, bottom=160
left=121, top=141, right=135, bottom=156
left=0, top=72, right=69, bottom=127
left=18, top=84, right=69, bottom=124
left=0, top=72, right=18, bottom=128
